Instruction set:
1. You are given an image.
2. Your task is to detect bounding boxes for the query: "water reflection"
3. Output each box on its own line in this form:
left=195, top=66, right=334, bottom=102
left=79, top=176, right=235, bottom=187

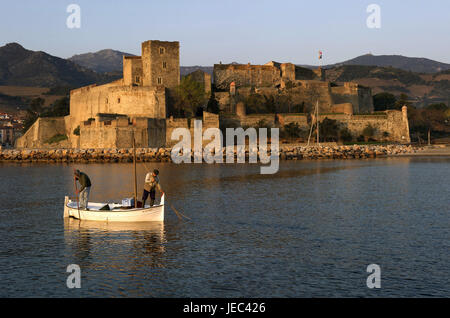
left=64, top=218, right=167, bottom=271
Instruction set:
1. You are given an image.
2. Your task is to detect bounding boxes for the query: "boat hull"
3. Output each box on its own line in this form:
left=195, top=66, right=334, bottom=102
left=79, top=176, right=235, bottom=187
left=64, top=195, right=164, bottom=222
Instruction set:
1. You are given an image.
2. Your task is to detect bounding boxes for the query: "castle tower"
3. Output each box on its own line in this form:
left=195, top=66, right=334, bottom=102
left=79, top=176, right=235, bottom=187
left=402, top=105, right=411, bottom=143
left=141, top=40, right=180, bottom=88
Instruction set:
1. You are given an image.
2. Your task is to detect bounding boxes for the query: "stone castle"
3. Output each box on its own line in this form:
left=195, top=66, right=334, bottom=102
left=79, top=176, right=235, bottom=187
left=16, top=40, right=410, bottom=149
left=213, top=61, right=373, bottom=115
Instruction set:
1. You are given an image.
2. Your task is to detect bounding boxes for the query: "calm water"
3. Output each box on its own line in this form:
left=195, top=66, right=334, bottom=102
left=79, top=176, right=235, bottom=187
left=0, top=157, right=449, bottom=297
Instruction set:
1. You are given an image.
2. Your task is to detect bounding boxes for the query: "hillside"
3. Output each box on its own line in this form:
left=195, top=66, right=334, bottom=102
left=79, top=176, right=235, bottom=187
left=0, top=43, right=118, bottom=87
left=300, top=54, right=450, bottom=74
left=329, top=54, right=450, bottom=74
left=325, top=65, right=450, bottom=107
left=68, top=49, right=136, bottom=73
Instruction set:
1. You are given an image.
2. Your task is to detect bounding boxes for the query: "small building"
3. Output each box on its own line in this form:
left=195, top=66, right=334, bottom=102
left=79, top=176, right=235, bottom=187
left=0, top=121, right=15, bottom=146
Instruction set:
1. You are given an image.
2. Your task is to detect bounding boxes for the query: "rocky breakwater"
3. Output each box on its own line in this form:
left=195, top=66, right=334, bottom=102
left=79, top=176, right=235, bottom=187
left=0, top=148, right=172, bottom=163
left=278, top=144, right=422, bottom=160
left=0, top=145, right=421, bottom=163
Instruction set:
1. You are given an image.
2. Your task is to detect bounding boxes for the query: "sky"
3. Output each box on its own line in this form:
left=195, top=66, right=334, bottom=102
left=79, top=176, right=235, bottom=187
left=0, top=0, right=449, bottom=66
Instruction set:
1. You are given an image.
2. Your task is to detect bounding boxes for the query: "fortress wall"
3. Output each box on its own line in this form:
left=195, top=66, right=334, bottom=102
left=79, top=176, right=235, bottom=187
left=318, top=109, right=410, bottom=142
left=296, top=66, right=320, bottom=80
left=106, top=86, right=166, bottom=118
left=188, top=70, right=212, bottom=94
left=281, top=63, right=296, bottom=81
left=69, top=82, right=120, bottom=134
left=233, top=109, right=410, bottom=143
left=278, top=113, right=308, bottom=126
left=15, top=117, right=68, bottom=148
left=214, top=64, right=281, bottom=90
left=240, top=114, right=277, bottom=127
left=331, top=91, right=360, bottom=113
left=165, top=112, right=220, bottom=147
left=331, top=103, right=354, bottom=115
left=79, top=118, right=166, bottom=149
left=331, top=84, right=374, bottom=114
left=147, top=118, right=167, bottom=148
left=123, top=56, right=143, bottom=86
left=70, top=85, right=166, bottom=137
left=289, top=84, right=334, bottom=112
left=215, top=92, right=231, bottom=111
left=357, top=87, right=374, bottom=113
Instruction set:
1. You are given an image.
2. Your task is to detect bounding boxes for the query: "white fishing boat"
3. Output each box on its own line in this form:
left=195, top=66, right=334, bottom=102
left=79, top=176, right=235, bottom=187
left=64, top=131, right=165, bottom=222
left=63, top=195, right=164, bottom=222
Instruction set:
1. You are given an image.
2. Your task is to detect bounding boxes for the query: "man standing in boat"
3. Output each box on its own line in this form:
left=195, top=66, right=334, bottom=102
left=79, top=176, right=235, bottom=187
left=74, top=169, right=91, bottom=210
left=142, top=169, right=164, bottom=207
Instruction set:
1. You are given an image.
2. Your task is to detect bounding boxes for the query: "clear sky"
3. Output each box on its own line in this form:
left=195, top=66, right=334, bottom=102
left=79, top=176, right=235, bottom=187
left=0, top=0, right=449, bottom=65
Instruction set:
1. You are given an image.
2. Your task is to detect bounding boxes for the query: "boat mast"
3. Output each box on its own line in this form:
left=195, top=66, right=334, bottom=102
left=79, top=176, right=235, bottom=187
left=133, top=130, right=138, bottom=208
left=316, top=100, right=319, bottom=145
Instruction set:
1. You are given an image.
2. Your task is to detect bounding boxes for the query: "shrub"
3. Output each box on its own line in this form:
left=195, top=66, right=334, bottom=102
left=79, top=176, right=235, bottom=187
left=339, top=127, right=353, bottom=142
left=362, top=124, right=376, bottom=140
left=319, top=117, right=339, bottom=142
left=45, top=134, right=68, bottom=144
left=281, top=122, right=302, bottom=140
left=73, top=126, right=80, bottom=136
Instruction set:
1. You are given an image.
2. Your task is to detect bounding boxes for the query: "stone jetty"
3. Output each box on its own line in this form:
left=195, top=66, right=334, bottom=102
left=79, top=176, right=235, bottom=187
left=0, top=145, right=422, bottom=163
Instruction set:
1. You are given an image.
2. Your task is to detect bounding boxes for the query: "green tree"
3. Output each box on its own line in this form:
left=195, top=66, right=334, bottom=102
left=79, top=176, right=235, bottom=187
left=22, top=97, right=45, bottom=133
left=373, top=92, right=397, bottom=111
left=319, top=118, right=339, bottom=142
left=243, top=93, right=266, bottom=114
left=168, top=75, right=207, bottom=118
left=282, top=122, right=302, bottom=141
left=339, top=127, right=353, bottom=143
left=206, top=93, right=220, bottom=114
left=426, top=103, right=448, bottom=111
left=41, top=97, right=70, bottom=117
left=394, top=93, right=411, bottom=110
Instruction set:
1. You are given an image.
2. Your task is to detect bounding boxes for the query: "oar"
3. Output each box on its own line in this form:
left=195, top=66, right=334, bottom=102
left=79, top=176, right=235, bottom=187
left=73, top=173, right=80, bottom=219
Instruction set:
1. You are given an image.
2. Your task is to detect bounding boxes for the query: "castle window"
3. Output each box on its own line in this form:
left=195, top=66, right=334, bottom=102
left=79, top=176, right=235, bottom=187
left=135, top=76, right=140, bottom=83
left=117, top=98, right=121, bottom=103
left=159, top=47, right=165, bottom=55
left=163, top=61, right=167, bottom=69
left=157, top=77, right=162, bottom=85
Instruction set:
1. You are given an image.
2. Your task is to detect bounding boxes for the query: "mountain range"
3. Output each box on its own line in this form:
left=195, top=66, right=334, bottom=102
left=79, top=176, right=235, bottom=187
left=68, top=49, right=136, bottom=73
left=300, top=54, right=450, bottom=74
left=0, top=43, right=118, bottom=88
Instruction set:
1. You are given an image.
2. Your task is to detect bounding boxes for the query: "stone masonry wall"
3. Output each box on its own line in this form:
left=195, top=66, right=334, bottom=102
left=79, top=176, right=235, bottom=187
left=69, top=84, right=166, bottom=138
left=142, top=40, right=180, bottom=89
left=214, top=64, right=281, bottom=90
left=16, top=117, right=69, bottom=148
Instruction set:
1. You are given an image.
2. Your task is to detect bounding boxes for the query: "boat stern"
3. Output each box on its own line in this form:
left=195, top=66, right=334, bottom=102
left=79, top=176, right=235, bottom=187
left=64, top=196, right=70, bottom=218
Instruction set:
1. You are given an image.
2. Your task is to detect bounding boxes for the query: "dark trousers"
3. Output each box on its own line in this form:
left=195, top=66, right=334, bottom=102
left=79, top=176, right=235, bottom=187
left=142, top=189, right=156, bottom=207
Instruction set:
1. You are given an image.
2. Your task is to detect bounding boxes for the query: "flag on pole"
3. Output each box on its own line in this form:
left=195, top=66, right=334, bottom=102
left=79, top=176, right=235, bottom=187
left=318, top=50, right=323, bottom=60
